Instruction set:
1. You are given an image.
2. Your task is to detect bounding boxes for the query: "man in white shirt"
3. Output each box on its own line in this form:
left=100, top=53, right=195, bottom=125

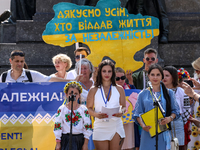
left=0, top=50, right=72, bottom=83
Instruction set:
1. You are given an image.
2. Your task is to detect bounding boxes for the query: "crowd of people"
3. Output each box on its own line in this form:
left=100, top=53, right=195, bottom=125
left=1, top=47, right=200, bottom=150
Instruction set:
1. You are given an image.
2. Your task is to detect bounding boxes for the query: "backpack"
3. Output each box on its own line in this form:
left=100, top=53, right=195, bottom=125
left=1, top=70, right=33, bottom=82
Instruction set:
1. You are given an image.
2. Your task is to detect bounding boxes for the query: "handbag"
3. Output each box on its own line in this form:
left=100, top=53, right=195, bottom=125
left=170, top=121, right=179, bottom=150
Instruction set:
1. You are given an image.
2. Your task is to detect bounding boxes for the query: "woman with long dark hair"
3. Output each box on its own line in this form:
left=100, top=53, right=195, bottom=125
left=87, top=59, right=126, bottom=150
left=133, top=64, right=180, bottom=150
left=163, top=66, right=185, bottom=150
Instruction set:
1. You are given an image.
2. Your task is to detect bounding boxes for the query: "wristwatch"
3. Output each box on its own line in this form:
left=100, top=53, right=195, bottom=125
left=169, top=115, right=174, bottom=121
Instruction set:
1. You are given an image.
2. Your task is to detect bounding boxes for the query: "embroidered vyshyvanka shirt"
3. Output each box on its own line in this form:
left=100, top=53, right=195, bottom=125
left=54, top=105, right=92, bottom=140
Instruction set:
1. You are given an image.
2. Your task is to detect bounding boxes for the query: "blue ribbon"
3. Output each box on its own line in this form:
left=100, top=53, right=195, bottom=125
left=100, top=84, right=112, bottom=107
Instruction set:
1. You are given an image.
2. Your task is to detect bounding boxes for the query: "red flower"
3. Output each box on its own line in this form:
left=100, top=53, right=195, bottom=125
left=89, top=125, right=92, bottom=128
left=75, top=116, right=79, bottom=121
left=57, top=124, right=60, bottom=128
left=55, top=124, right=57, bottom=128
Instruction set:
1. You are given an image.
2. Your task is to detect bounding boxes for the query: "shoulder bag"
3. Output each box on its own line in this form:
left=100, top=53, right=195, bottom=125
left=170, top=121, right=179, bottom=150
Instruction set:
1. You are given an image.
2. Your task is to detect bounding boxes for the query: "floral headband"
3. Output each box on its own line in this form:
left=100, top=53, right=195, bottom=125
left=64, top=81, right=83, bottom=94
left=177, top=68, right=190, bottom=81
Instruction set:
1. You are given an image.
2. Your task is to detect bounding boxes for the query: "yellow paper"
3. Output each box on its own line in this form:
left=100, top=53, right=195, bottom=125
left=141, top=107, right=169, bottom=137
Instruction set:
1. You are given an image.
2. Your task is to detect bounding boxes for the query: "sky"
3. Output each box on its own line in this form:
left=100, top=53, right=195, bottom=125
left=0, top=0, right=10, bottom=14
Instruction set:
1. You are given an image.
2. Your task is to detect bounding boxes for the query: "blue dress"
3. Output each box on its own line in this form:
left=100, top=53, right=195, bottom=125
left=133, top=85, right=180, bottom=150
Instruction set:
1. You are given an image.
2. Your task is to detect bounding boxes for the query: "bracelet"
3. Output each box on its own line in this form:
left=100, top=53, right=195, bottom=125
left=121, top=107, right=126, bottom=114
left=56, top=139, right=61, bottom=142
left=169, top=116, right=174, bottom=121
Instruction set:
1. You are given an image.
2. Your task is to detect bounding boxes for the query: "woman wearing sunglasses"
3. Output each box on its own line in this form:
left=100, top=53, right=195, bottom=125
left=115, top=67, right=136, bottom=150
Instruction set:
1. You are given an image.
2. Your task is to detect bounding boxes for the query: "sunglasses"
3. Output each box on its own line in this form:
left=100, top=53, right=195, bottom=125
left=116, top=76, right=126, bottom=81
left=11, top=52, right=25, bottom=57
left=75, top=55, right=86, bottom=60
left=145, top=57, right=155, bottom=61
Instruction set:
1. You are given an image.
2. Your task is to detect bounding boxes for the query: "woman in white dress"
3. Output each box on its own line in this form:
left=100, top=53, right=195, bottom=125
left=51, top=53, right=72, bottom=79
left=87, top=59, right=126, bottom=150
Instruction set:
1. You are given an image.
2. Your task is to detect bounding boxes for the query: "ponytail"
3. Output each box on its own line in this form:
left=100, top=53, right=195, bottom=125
left=161, top=82, right=172, bottom=130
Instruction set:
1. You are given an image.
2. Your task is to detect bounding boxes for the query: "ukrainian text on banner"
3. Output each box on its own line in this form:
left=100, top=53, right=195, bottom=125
left=0, top=82, right=139, bottom=150
left=42, top=0, right=160, bottom=72
left=0, top=82, right=66, bottom=150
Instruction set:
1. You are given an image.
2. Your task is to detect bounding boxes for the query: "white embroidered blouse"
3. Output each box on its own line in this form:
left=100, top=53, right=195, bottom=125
left=54, top=104, right=92, bottom=140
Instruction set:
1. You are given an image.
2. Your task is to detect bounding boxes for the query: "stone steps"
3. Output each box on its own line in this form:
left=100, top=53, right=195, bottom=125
left=0, top=0, right=200, bottom=76
left=0, top=24, right=16, bottom=43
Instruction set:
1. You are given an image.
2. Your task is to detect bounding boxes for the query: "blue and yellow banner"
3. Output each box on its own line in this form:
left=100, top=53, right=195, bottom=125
left=0, top=82, right=140, bottom=150
left=0, top=82, right=65, bottom=150
left=42, top=0, right=159, bottom=72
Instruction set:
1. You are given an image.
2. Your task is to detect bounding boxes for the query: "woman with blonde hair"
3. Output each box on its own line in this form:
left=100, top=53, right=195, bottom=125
left=51, top=54, right=72, bottom=79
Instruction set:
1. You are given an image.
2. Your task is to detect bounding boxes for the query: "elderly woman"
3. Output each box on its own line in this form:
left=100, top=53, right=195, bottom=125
left=75, top=58, right=95, bottom=150
left=51, top=54, right=72, bottom=79
left=75, top=58, right=94, bottom=105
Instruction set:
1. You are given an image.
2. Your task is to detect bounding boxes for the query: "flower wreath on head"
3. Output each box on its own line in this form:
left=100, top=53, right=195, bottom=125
left=64, top=81, right=83, bottom=94
left=177, top=68, right=190, bottom=82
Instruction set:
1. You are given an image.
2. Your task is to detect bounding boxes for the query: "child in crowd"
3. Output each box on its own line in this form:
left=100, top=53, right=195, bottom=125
left=178, top=68, right=193, bottom=148
left=54, top=81, right=92, bottom=150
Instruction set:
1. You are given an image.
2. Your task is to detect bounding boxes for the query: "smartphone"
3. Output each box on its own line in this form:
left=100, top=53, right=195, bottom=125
left=184, top=80, right=194, bottom=87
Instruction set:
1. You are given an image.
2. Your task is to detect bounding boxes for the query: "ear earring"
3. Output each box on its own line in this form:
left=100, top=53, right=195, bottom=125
left=77, top=98, right=80, bottom=104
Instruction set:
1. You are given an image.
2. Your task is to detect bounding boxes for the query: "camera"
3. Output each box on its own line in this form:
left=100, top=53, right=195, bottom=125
left=183, top=80, right=194, bottom=87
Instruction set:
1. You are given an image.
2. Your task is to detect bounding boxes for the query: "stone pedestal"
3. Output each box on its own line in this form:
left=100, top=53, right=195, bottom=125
left=0, top=0, right=200, bottom=75
left=33, top=0, right=71, bottom=22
